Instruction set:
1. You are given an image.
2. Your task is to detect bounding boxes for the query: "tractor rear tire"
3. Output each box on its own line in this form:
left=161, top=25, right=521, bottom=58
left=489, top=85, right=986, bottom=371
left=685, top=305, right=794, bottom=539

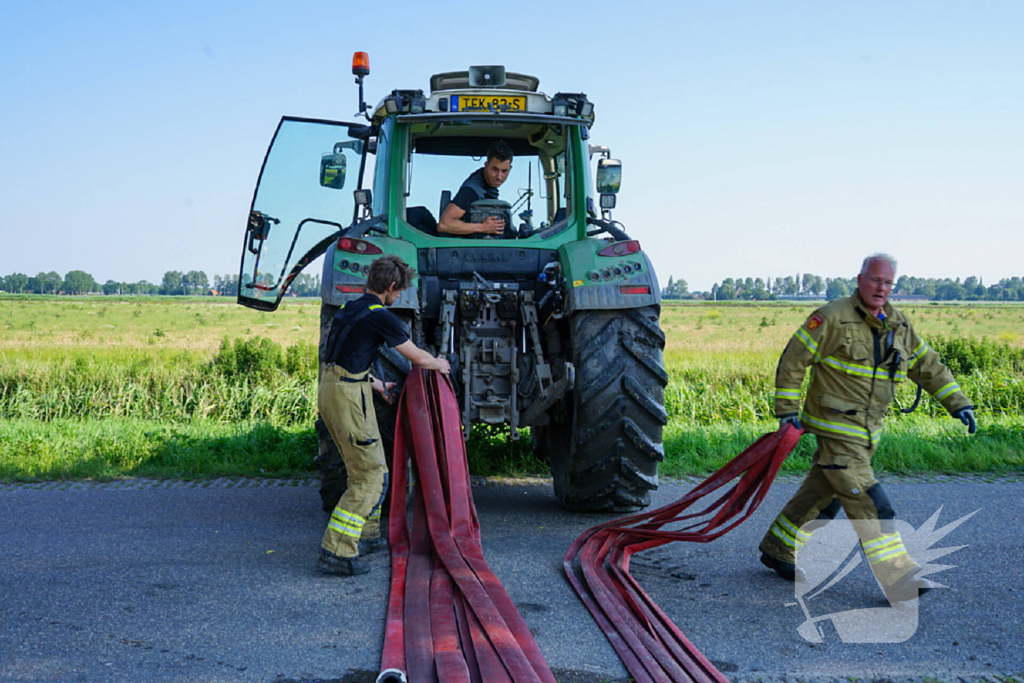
left=315, top=417, right=346, bottom=513
left=551, top=306, right=668, bottom=512
left=372, top=343, right=412, bottom=473
left=317, top=303, right=344, bottom=512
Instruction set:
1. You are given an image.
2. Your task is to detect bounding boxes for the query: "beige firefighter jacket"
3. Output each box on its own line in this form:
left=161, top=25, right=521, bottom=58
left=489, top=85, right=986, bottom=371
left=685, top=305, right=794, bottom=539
left=774, top=291, right=972, bottom=447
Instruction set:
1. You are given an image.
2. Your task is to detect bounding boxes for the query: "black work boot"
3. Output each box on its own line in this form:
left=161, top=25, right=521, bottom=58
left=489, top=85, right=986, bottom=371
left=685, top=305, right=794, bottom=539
left=883, top=571, right=936, bottom=603
left=358, top=536, right=390, bottom=556
left=760, top=552, right=807, bottom=582
left=317, top=549, right=370, bottom=576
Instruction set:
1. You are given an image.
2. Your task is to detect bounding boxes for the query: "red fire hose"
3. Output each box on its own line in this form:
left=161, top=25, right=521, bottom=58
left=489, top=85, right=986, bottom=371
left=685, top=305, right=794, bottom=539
left=378, top=369, right=558, bottom=683
left=564, top=425, right=804, bottom=683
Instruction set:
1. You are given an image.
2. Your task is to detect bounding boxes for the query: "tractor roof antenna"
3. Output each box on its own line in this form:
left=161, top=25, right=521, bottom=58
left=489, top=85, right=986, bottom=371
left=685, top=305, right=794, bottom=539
left=352, top=52, right=371, bottom=121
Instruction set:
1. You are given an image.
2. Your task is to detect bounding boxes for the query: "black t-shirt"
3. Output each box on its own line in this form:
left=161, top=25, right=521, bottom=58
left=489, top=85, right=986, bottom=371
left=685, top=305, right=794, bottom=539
left=325, top=294, right=409, bottom=374
left=451, top=167, right=515, bottom=238
left=451, top=167, right=499, bottom=212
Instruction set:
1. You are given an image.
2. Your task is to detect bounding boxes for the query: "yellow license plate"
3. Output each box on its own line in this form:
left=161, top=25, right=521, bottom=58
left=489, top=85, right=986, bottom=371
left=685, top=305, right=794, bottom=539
left=451, top=94, right=526, bottom=113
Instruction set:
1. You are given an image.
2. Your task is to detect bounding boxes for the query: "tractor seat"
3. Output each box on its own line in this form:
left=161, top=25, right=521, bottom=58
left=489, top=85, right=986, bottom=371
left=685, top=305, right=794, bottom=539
left=406, top=206, right=438, bottom=236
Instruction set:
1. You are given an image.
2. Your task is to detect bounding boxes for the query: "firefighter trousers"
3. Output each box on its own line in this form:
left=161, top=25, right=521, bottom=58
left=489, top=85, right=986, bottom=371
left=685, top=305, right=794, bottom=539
left=318, top=364, right=388, bottom=559
left=760, top=436, right=919, bottom=586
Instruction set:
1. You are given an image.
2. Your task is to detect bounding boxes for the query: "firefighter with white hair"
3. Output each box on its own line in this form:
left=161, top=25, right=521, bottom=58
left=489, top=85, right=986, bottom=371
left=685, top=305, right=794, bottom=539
left=760, top=253, right=975, bottom=602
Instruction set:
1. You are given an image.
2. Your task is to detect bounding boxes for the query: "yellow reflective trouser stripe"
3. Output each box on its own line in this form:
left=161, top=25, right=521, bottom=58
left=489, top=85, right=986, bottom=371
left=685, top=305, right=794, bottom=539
left=795, top=328, right=819, bottom=358
left=908, top=341, right=929, bottom=369
left=369, top=506, right=381, bottom=521
left=329, top=509, right=366, bottom=539
left=771, top=526, right=798, bottom=549
left=935, top=382, right=960, bottom=400
left=777, top=515, right=812, bottom=543
left=802, top=414, right=880, bottom=442
left=862, top=533, right=908, bottom=565
left=821, top=356, right=906, bottom=382
left=770, top=515, right=811, bottom=550
left=775, top=387, right=802, bottom=400
left=873, top=547, right=909, bottom=563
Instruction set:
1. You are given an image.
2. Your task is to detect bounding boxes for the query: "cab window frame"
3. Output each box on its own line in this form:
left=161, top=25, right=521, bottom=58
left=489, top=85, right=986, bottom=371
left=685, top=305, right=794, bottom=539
left=395, top=113, right=585, bottom=241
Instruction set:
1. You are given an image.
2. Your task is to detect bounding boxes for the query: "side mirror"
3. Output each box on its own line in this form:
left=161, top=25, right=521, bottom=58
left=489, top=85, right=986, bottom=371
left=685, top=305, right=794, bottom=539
left=596, top=158, right=622, bottom=194
left=320, top=153, right=347, bottom=189
left=320, top=139, right=366, bottom=190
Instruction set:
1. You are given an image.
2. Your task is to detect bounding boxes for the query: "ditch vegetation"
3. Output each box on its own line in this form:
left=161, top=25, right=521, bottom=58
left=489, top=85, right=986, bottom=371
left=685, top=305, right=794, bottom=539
left=1, top=297, right=1023, bottom=481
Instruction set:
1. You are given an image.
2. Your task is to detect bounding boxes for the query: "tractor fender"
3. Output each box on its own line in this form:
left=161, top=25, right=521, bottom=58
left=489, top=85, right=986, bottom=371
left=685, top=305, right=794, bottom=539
left=561, top=242, right=661, bottom=312
left=320, top=243, right=419, bottom=310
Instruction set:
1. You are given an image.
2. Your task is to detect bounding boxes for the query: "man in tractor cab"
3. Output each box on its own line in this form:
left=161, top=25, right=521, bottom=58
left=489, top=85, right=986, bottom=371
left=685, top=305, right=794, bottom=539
left=438, top=140, right=514, bottom=238
left=317, top=255, right=450, bottom=576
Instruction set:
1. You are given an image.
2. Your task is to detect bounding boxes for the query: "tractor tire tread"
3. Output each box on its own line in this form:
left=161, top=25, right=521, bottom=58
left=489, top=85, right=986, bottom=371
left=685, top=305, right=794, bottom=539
left=552, top=305, right=667, bottom=513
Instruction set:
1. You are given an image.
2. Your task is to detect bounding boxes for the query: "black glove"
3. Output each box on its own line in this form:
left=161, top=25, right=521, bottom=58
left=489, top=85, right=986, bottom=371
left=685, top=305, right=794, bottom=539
left=779, top=414, right=802, bottom=431
left=953, top=407, right=976, bottom=435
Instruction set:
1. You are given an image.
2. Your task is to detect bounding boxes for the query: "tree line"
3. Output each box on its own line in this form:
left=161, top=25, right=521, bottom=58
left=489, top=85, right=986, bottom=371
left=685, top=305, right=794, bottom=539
left=663, top=274, right=1024, bottom=302
left=0, top=271, right=322, bottom=297
left=7, top=268, right=1024, bottom=303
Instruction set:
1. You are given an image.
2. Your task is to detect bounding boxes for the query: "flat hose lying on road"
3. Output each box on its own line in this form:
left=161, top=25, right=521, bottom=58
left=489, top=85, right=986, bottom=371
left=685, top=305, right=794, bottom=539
left=564, top=425, right=804, bottom=683
left=378, top=368, right=558, bottom=683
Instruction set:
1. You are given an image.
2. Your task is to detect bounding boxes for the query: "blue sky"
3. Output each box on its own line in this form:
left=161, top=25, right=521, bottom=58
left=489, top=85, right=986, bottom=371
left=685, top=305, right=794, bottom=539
left=2, top=1, right=1022, bottom=291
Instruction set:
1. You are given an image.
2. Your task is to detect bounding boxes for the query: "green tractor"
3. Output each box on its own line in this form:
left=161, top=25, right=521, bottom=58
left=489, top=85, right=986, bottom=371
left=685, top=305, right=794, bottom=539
left=237, top=55, right=667, bottom=513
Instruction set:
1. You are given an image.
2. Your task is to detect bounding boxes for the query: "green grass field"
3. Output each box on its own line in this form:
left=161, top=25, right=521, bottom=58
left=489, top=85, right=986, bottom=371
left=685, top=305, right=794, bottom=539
left=2, top=294, right=1023, bottom=481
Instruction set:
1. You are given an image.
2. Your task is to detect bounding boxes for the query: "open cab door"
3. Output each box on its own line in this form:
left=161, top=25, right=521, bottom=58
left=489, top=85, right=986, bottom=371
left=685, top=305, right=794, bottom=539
left=238, top=116, right=371, bottom=311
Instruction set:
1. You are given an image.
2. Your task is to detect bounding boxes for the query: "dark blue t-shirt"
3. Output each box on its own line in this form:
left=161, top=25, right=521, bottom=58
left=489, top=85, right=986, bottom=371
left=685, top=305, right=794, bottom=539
left=451, top=167, right=515, bottom=238
left=451, top=168, right=499, bottom=212
left=325, top=294, right=409, bottom=373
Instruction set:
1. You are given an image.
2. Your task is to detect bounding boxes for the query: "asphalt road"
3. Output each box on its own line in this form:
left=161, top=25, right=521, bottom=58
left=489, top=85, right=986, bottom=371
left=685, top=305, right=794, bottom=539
left=1, top=478, right=1021, bottom=683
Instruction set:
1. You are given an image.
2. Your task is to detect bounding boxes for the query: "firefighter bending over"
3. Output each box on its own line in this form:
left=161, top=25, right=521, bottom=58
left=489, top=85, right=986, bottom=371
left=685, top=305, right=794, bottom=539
left=317, top=255, right=450, bottom=576
left=760, top=253, right=976, bottom=602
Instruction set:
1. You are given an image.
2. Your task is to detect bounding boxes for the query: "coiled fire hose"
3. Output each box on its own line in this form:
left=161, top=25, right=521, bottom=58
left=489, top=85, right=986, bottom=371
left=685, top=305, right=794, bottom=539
left=564, top=425, right=803, bottom=683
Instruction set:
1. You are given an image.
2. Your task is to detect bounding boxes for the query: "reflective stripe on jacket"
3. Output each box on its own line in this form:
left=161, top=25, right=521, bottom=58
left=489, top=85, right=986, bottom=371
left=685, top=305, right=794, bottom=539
left=774, top=292, right=971, bottom=447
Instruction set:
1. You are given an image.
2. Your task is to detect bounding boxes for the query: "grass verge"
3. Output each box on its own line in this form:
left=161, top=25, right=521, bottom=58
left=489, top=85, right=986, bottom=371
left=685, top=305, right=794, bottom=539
left=0, top=419, right=316, bottom=481
left=661, top=415, right=1024, bottom=477
left=2, top=416, right=1021, bottom=483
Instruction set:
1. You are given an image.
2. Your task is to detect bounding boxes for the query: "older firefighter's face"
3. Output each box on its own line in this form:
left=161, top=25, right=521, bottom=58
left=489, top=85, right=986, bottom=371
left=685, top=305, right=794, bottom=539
left=857, top=260, right=896, bottom=314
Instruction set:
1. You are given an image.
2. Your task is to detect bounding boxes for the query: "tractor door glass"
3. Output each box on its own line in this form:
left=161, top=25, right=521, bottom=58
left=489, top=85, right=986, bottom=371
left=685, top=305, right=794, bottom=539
left=372, top=117, right=392, bottom=215
left=238, top=117, right=371, bottom=311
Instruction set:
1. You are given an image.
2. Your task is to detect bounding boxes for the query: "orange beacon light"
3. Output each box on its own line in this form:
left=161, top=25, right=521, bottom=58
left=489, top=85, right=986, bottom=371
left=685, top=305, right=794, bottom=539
left=352, top=52, right=370, bottom=77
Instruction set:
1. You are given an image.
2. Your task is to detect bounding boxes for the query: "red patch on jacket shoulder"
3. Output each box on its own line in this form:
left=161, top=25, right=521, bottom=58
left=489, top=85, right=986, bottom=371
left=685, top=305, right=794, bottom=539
left=807, top=315, right=823, bottom=330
